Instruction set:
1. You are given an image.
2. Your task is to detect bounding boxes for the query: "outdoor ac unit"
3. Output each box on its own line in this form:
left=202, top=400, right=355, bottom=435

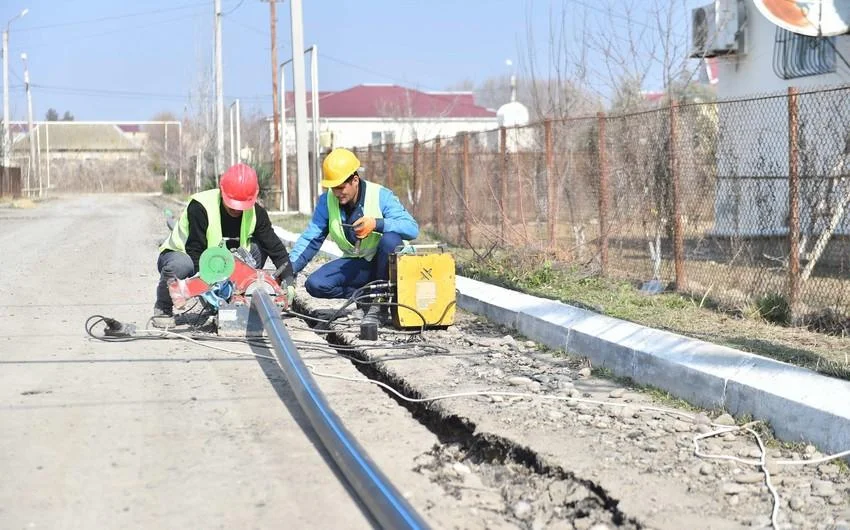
left=690, top=0, right=744, bottom=58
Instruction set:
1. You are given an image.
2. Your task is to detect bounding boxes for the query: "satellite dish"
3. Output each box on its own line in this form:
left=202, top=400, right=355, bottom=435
left=753, top=0, right=850, bottom=37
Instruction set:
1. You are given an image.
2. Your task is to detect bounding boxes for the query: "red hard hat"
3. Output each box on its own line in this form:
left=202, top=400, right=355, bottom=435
left=220, top=163, right=259, bottom=210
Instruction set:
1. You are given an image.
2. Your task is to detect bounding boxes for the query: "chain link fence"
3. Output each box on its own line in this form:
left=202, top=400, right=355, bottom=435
left=358, top=85, right=850, bottom=326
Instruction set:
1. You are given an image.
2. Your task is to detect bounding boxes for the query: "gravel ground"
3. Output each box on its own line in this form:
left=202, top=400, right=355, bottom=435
left=294, top=263, right=850, bottom=530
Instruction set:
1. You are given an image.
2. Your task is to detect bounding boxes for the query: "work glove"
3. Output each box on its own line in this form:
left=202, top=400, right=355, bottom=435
left=353, top=216, right=377, bottom=239
left=279, top=274, right=297, bottom=308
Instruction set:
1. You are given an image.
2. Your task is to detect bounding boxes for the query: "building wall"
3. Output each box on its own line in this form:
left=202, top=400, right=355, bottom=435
left=715, top=0, right=850, bottom=99
left=274, top=117, right=500, bottom=155
left=712, top=0, right=850, bottom=236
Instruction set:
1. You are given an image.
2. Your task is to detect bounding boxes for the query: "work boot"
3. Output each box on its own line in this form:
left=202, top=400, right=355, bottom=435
left=151, top=305, right=175, bottom=329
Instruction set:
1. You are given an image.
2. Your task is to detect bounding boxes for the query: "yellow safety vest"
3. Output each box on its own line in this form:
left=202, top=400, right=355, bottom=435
left=327, top=180, right=383, bottom=260
left=160, top=189, right=256, bottom=253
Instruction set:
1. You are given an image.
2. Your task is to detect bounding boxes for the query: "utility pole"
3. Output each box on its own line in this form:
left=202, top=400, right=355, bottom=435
left=214, top=0, right=225, bottom=181
left=289, top=0, right=310, bottom=214
left=266, top=0, right=282, bottom=210
left=3, top=9, right=28, bottom=169
left=21, top=53, right=37, bottom=197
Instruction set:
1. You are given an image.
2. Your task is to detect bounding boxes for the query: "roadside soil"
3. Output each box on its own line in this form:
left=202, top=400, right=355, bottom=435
left=296, top=278, right=850, bottom=530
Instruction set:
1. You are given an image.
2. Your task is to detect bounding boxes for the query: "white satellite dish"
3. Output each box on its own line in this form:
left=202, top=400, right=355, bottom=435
left=753, top=0, right=850, bottom=37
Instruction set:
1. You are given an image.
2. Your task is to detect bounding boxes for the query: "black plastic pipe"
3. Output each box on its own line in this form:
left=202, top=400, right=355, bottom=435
left=251, top=292, right=430, bottom=530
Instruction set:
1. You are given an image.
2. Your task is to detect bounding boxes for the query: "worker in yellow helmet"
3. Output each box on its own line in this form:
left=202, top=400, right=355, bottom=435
left=288, top=148, right=419, bottom=322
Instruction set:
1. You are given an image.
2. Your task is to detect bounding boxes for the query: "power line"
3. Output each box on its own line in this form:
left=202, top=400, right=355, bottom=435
left=15, top=1, right=235, bottom=32
left=222, top=0, right=247, bottom=16
left=11, top=12, right=210, bottom=53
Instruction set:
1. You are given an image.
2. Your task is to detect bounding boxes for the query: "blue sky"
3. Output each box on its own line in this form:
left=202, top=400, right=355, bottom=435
left=1, top=0, right=700, bottom=121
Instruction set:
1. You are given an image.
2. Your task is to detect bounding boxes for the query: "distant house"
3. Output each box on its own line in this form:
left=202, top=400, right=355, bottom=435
left=689, top=0, right=850, bottom=236
left=12, top=122, right=143, bottom=162
left=271, top=84, right=499, bottom=154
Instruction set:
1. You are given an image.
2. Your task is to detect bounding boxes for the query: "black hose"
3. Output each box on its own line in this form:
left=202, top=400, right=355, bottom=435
left=250, top=292, right=430, bottom=530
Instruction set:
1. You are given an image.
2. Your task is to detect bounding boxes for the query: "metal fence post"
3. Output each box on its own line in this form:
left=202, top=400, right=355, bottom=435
left=412, top=139, right=419, bottom=216
left=545, top=119, right=557, bottom=250
left=367, top=144, right=373, bottom=176
left=596, top=112, right=609, bottom=277
left=462, top=132, right=471, bottom=246
left=434, top=136, right=442, bottom=235
left=386, top=142, right=394, bottom=189
left=669, top=100, right=686, bottom=291
left=788, top=87, right=801, bottom=320
left=500, top=126, right=508, bottom=242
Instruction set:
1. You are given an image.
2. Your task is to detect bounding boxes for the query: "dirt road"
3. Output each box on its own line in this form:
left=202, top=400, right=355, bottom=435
left=2, top=194, right=849, bottom=530
left=0, top=195, right=434, bottom=529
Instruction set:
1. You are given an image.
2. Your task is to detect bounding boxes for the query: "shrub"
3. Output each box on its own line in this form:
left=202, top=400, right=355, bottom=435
left=162, top=177, right=180, bottom=195
left=755, top=292, right=790, bottom=325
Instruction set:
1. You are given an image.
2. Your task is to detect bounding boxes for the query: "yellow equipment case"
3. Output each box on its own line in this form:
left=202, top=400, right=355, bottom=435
left=389, top=245, right=456, bottom=329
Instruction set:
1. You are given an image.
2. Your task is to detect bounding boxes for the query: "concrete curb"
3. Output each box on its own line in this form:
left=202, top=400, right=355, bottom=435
left=275, top=228, right=850, bottom=455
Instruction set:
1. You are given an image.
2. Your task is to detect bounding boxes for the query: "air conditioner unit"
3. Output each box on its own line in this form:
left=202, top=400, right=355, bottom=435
left=690, top=0, right=744, bottom=58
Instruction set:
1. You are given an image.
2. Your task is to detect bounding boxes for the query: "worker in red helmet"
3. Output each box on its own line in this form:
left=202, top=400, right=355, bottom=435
left=154, top=163, right=295, bottom=322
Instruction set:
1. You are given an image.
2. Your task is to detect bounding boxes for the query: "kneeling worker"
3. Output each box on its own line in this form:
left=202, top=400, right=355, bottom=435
left=154, top=163, right=295, bottom=321
left=288, top=147, right=419, bottom=321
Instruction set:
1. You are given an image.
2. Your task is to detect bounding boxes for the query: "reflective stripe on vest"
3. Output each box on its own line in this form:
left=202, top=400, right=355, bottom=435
left=327, top=180, right=383, bottom=260
left=159, top=189, right=256, bottom=253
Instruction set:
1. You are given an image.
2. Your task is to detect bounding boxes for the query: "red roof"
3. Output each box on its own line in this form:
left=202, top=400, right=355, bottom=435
left=283, top=84, right=495, bottom=119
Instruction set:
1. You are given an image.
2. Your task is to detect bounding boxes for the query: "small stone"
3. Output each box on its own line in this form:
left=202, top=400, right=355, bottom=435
left=501, top=335, right=519, bottom=350
left=526, top=381, right=542, bottom=393
left=513, top=500, right=532, bottom=519
left=722, top=432, right=736, bottom=441
left=727, top=494, right=740, bottom=506
left=735, top=472, right=764, bottom=484
left=830, top=494, right=845, bottom=506
left=588, top=525, right=610, bottom=530
left=789, top=497, right=805, bottom=511
left=568, top=388, right=581, bottom=398
left=696, top=424, right=712, bottom=434
left=595, top=420, right=610, bottom=429
left=578, top=367, right=592, bottom=378
left=609, top=388, right=625, bottom=399
left=491, top=395, right=504, bottom=403
left=492, top=368, right=505, bottom=379
left=804, top=444, right=817, bottom=455
left=452, top=462, right=471, bottom=475
left=524, top=340, right=536, bottom=348
left=692, top=413, right=711, bottom=426
left=547, top=410, right=564, bottom=421
left=790, top=512, right=806, bottom=525
left=699, top=463, right=713, bottom=476
left=714, top=413, right=736, bottom=426
left=812, top=479, right=837, bottom=497
left=747, top=448, right=764, bottom=459
left=673, top=420, right=691, bottom=432
left=818, top=464, right=840, bottom=477
left=566, top=399, right=579, bottom=407
left=577, top=414, right=593, bottom=422
left=557, top=380, right=575, bottom=391
left=722, top=483, right=745, bottom=495
left=508, top=376, right=533, bottom=386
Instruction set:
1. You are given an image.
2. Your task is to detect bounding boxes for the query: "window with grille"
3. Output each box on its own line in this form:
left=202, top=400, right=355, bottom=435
left=773, top=27, right=836, bottom=79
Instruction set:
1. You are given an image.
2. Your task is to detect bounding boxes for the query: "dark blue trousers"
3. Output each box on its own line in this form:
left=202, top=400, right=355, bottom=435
left=305, top=232, right=402, bottom=299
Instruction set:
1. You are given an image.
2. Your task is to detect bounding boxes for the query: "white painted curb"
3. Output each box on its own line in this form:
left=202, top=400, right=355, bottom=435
left=275, top=228, right=850, bottom=455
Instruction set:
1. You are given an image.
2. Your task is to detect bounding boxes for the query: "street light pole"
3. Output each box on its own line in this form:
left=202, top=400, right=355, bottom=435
left=214, top=0, right=225, bottom=182
left=2, top=8, right=28, bottom=169
left=21, top=52, right=37, bottom=197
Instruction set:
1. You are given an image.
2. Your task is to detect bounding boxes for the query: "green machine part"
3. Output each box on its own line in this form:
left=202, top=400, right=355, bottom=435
left=199, top=246, right=235, bottom=284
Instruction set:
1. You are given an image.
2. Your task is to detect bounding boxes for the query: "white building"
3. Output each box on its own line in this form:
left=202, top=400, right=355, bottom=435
left=273, top=84, right=499, bottom=154
left=691, top=0, right=850, bottom=236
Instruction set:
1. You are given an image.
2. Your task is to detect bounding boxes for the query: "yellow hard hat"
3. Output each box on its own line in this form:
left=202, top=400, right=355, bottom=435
left=321, top=148, right=361, bottom=188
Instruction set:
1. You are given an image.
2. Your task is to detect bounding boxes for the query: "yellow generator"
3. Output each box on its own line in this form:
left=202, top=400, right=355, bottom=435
left=389, top=244, right=456, bottom=329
